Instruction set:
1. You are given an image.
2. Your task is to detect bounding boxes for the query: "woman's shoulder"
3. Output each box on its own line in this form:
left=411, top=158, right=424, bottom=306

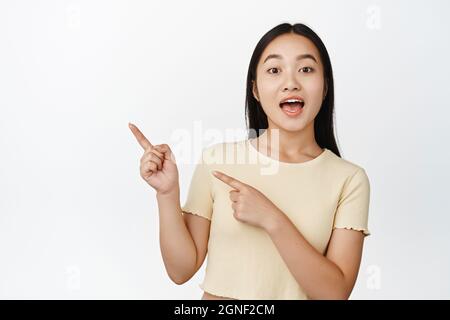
left=324, top=149, right=369, bottom=180
left=201, top=141, right=369, bottom=178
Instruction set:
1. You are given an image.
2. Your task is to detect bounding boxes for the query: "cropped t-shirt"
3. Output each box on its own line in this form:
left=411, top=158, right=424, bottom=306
left=181, top=139, right=371, bottom=300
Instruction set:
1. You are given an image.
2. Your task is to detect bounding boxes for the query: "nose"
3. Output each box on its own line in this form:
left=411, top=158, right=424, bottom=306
left=283, top=85, right=299, bottom=92
left=282, top=73, right=301, bottom=92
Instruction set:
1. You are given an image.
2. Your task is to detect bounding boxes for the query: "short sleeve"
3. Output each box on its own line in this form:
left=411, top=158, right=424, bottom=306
left=181, top=148, right=214, bottom=220
left=333, top=168, right=371, bottom=237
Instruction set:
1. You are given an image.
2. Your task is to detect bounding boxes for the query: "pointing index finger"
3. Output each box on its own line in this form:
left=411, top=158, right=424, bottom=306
left=212, top=170, right=246, bottom=191
left=128, top=123, right=153, bottom=150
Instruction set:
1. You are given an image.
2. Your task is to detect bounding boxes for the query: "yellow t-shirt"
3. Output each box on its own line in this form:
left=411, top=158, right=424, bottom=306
left=181, top=139, right=371, bottom=300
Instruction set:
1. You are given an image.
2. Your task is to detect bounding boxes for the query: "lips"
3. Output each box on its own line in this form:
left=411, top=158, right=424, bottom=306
left=279, top=95, right=305, bottom=109
left=281, top=105, right=303, bottom=117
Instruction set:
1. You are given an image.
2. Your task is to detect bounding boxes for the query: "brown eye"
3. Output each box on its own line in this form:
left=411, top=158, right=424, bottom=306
left=300, top=67, right=313, bottom=73
left=267, top=67, right=279, bottom=74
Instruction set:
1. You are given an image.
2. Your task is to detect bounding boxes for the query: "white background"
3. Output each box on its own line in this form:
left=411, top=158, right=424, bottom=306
left=1, top=0, right=449, bottom=299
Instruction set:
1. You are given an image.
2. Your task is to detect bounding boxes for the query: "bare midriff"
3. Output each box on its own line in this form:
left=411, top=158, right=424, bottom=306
left=202, top=291, right=237, bottom=300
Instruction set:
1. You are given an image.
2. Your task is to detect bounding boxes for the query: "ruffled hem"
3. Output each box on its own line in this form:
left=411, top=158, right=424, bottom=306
left=199, top=283, right=242, bottom=300
left=199, top=283, right=307, bottom=300
left=333, top=225, right=371, bottom=236
left=181, top=209, right=211, bottom=221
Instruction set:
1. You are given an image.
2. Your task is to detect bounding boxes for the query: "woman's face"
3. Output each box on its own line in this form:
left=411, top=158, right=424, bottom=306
left=253, top=33, right=328, bottom=133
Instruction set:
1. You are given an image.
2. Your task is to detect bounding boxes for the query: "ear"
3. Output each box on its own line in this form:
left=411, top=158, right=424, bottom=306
left=252, top=80, right=260, bottom=102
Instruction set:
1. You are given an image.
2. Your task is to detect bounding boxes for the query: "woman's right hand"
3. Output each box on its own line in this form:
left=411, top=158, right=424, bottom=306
left=129, top=123, right=179, bottom=195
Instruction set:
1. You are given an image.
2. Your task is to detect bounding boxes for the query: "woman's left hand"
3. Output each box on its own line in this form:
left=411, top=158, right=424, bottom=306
left=212, top=170, right=283, bottom=231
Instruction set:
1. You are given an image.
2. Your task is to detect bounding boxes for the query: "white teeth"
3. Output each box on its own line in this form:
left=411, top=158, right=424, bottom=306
left=283, top=99, right=303, bottom=103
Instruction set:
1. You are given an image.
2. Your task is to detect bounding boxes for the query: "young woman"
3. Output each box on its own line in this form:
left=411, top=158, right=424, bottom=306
left=129, top=23, right=371, bottom=300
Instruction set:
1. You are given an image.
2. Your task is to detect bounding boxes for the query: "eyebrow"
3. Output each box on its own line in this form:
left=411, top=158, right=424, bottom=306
left=263, top=53, right=318, bottom=64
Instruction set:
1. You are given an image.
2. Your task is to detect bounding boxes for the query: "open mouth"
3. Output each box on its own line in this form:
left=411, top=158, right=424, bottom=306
left=279, top=99, right=305, bottom=112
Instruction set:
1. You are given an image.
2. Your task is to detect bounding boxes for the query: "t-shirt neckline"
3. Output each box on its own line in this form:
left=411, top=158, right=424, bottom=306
left=246, top=139, right=329, bottom=166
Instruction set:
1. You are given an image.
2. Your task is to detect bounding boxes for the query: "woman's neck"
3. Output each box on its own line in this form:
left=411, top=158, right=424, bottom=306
left=254, top=124, right=323, bottom=161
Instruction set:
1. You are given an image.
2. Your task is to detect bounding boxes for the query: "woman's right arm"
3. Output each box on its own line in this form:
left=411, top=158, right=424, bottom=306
left=157, top=188, right=210, bottom=285
left=129, top=123, right=209, bottom=284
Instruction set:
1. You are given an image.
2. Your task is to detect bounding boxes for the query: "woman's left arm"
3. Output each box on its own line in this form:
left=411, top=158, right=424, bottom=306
left=212, top=170, right=366, bottom=300
left=265, top=210, right=365, bottom=300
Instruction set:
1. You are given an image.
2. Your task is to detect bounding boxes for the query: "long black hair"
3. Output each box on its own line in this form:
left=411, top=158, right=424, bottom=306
left=245, top=23, right=341, bottom=157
